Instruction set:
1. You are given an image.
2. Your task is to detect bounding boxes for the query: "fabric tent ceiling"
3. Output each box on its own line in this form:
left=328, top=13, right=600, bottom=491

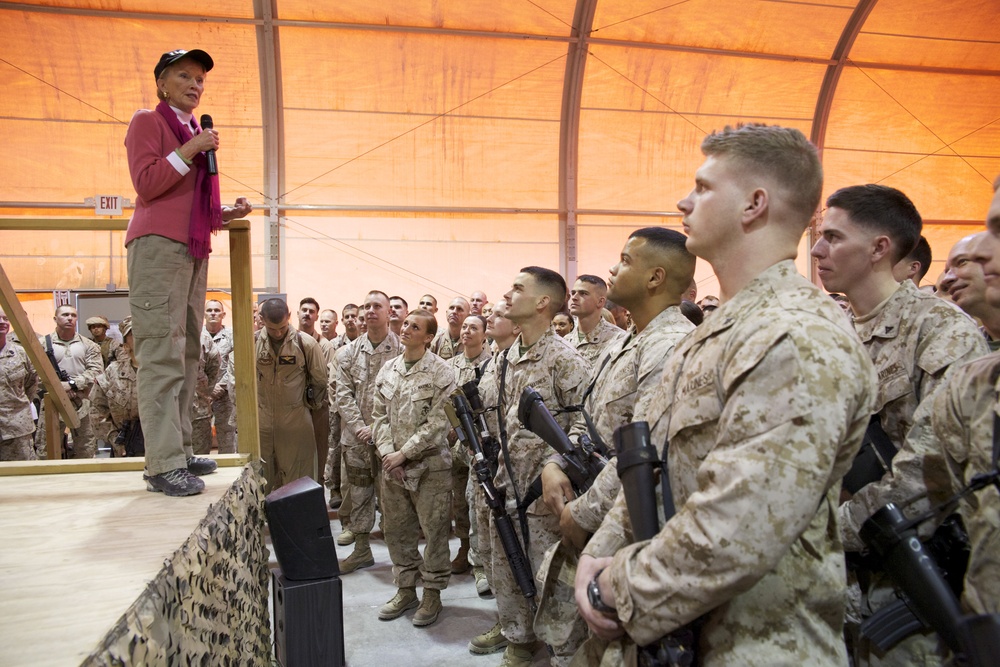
left=1, top=0, right=998, bottom=310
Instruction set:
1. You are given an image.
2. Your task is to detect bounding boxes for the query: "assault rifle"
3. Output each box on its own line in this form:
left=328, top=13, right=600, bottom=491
left=859, top=468, right=1000, bottom=665
left=517, top=386, right=607, bottom=495
left=447, top=390, right=536, bottom=600
left=460, top=380, right=501, bottom=476
left=614, top=422, right=697, bottom=667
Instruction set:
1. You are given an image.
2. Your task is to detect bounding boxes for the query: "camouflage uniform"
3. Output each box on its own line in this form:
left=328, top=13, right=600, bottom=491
left=323, top=334, right=352, bottom=495
left=0, top=341, right=38, bottom=461
left=256, top=327, right=328, bottom=493
left=493, top=329, right=590, bottom=663
left=450, top=348, right=493, bottom=567
left=205, top=325, right=236, bottom=453
left=35, top=332, right=103, bottom=459
left=881, top=352, right=999, bottom=616
left=430, top=331, right=463, bottom=360
left=372, top=352, right=457, bottom=591
left=94, top=337, right=122, bottom=369
left=535, top=306, right=694, bottom=648
left=191, top=331, right=222, bottom=455
left=472, top=350, right=505, bottom=588
left=335, top=332, right=401, bottom=534
left=89, top=357, right=139, bottom=456
left=572, top=317, right=626, bottom=366
left=580, top=261, right=876, bottom=666
left=839, top=279, right=986, bottom=667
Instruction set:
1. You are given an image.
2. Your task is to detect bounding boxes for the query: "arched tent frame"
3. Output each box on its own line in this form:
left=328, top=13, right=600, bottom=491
left=1, top=0, right=999, bottom=314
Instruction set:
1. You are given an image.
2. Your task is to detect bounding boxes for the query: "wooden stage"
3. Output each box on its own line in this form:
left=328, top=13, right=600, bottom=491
left=0, top=464, right=271, bottom=666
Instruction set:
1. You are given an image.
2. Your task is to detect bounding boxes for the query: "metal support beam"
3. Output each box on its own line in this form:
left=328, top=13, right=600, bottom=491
left=255, top=0, right=284, bottom=292
left=559, top=0, right=599, bottom=282
left=809, top=0, right=880, bottom=285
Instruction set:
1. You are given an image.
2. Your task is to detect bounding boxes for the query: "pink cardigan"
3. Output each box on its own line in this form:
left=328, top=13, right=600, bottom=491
left=124, top=109, right=200, bottom=249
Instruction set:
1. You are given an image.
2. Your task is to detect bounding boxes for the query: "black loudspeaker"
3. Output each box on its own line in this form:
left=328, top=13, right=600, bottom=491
left=264, top=476, right=339, bottom=580
left=273, top=569, right=346, bottom=667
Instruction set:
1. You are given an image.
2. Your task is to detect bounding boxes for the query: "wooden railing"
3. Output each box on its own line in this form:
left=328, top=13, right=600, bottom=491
left=0, top=218, right=259, bottom=475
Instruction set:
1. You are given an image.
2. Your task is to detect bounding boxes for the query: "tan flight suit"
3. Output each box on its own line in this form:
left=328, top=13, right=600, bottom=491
left=0, top=341, right=38, bottom=461
left=578, top=261, right=876, bottom=666
left=373, top=351, right=457, bottom=591
left=256, top=327, right=328, bottom=493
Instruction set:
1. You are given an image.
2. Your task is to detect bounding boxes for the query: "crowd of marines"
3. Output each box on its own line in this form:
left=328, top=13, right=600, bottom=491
left=2, top=123, right=999, bottom=666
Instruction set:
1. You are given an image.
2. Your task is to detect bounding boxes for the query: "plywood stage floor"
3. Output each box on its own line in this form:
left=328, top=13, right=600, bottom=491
left=0, top=467, right=244, bottom=667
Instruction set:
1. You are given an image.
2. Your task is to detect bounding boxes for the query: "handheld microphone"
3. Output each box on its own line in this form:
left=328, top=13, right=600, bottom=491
left=199, top=114, right=218, bottom=175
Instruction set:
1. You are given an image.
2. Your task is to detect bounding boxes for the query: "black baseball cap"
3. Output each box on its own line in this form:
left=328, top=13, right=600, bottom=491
left=154, top=49, right=214, bottom=80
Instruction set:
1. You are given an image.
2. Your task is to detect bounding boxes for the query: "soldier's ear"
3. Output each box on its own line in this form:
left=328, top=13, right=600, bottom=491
left=647, top=266, right=666, bottom=290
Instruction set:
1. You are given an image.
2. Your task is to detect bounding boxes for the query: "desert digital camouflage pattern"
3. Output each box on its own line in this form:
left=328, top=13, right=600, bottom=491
left=582, top=261, right=876, bottom=665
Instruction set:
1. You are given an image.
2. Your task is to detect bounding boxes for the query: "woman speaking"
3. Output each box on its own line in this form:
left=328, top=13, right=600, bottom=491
left=125, top=48, right=252, bottom=496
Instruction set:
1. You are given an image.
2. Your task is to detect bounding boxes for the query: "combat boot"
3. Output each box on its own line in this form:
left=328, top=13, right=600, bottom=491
left=336, top=529, right=355, bottom=546
left=450, top=538, right=470, bottom=574
left=469, top=621, right=508, bottom=655
left=338, top=533, right=374, bottom=573
left=412, top=588, right=442, bottom=626
left=498, top=641, right=538, bottom=667
left=378, top=587, right=418, bottom=620
left=473, top=566, right=493, bottom=598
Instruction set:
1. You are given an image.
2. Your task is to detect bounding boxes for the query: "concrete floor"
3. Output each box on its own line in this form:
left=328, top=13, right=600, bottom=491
left=268, top=511, right=551, bottom=667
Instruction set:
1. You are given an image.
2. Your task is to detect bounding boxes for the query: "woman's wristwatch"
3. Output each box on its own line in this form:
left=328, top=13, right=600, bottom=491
left=587, top=567, right=616, bottom=614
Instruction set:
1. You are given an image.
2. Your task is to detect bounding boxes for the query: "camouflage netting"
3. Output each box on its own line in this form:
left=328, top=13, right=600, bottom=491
left=83, top=464, right=271, bottom=666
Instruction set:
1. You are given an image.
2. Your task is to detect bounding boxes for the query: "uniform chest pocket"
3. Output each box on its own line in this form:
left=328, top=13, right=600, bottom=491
left=605, top=389, right=638, bottom=425
left=4, top=362, right=26, bottom=385
left=411, top=387, right=435, bottom=418
left=379, top=381, right=396, bottom=402
left=877, top=367, right=912, bottom=410
left=667, top=380, right=721, bottom=443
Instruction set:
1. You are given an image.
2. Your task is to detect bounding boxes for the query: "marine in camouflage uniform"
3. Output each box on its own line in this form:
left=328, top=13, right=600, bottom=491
left=372, top=336, right=457, bottom=611
left=534, top=305, right=695, bottom=650
left=579, top=260, right=877, bottom=666
left=35, top=311, right=104, bottom=459
left=493, top=324, right=590, bottom=665
left=449, top=344, right=492, bottom=573
left=0, top=313, right=39, bottom=461
left=204, top=322, right=236, bottom=453
left=90, top=323, right=140, bottom=457
left=335, top=292, right=401, bottom=570
left=323, top=333, right=353, bottom=507
left=571, top=315, right=625, bottom=367
left=190, top=330, right=222, bottom=456
left=813, top=190, right=988, bottom=665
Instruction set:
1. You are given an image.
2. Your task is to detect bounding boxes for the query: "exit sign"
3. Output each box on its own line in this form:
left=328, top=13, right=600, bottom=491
left=95, top=195, right=123, bottom=216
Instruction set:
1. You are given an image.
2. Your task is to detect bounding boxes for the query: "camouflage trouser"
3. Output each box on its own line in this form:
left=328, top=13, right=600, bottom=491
left=466, top=472, right=481, bottom=567
left=473, top=481, right=493, bottom=585
left=191, top=416, right=214, bottom=455
left=383, top=466, right=452, bottom=590
left=35, top=402, right=95, bottom=459
left=1, top=434, right=37, bottom=461
left=343, top=434, right=380, bottom=534
left=490, top=509, right=584, bottom=663
left=847, top=572, right=947, bottom=667
left=212, top=395, right=236, bottom=453
left=452, top=457, right=471, bottom=540
left=323, top=410, right=342, bottom=491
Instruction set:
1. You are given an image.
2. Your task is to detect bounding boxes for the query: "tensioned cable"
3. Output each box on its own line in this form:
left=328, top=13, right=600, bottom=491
left=281, top=216, right=467, bottom=296
left=850, top=61, right=996, bottom=187
left=591, top=1, right=692, bottom=34
left=0, top=57, right=267, bottom=201
left=279, top=52, right=569, bottom=202
left=585, top=49, right=709, bottom=136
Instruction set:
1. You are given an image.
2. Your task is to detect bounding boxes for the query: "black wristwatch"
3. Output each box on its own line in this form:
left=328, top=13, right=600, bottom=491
left=67, top=379, right=78, bottom=391
left=587, top=567, right=616, bottom=614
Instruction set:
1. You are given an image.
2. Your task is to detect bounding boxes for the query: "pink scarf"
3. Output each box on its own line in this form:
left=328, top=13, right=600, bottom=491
left=155, top=101, right=222, bottom=259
